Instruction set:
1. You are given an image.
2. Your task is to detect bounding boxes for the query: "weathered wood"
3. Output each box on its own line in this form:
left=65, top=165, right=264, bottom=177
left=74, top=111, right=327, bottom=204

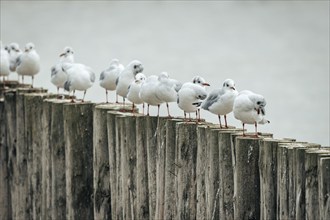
left=319, top=156, right=330, bottom=220
left=292, top=143, right=320, bottom=220
left=146, top=116, right=159, bottom=219
left=64, top=102, right=94, bottom=220
left=41, top=99, right=53, bottom=220
left=218, top=129, right=241, bottom=220
left=155, top=117, right=167, bottom=220
left=16, top=88, right=47, bottom=220
left=176, top=122, right=198, bottom=219
left=0, top=98, right=10, bottom=220
left=233, top=136, right=262, bottom=220
left=49, top=99, right=72, bottom=220
left=135, top=115, right=150, bottom=220
left=196, top=125, right=208, bottom=220
left=206, top=128, right=220, bottom=220
left=93, top=104, right=112, bottom=219
left=164, top=118, right=182, bottom=219
left=305, top=148, right=330, bottom=220
left=24, top=92, right=50, bottom=220
left=259, top=138, right=294, bottom=220
left=4, top=90, right=17, bottom=219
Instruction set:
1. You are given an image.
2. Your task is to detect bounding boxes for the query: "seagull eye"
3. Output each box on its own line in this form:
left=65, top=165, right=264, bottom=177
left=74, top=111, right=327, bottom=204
left=257, top=101, right=261, bottom=105
left=193, top=80, right=196, bottom=83
left=134, top=65, right=137, bottom=69
left=197, top=80, right=201, bottom=83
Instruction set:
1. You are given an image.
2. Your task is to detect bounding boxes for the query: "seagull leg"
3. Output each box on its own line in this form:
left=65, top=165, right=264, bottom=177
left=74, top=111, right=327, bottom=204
left=142, top=103, right=145, bottom=115
left=166, top=103, right=172, bottom=118
left=22, top=75, right=24, bottom=84
left=106, top=90, right=108, bottom=103
left=71, top=90, right=75, bottom=103
left=254, top=122, right=258, bottom=137
left=82, top=90, right=86, bottom=102
left=147, top=104, right=150, bottom=116
left=224, top=115, right=228, bottom=128
left=116, top=94, right=119, bottom=103
left=31, top=76, right=34, bottom=88
left=242, top=123, right=246, bottom=136
left=157, top=104, right=160, bottom=117
left=197, top=109, right=201, bottom=121
left=132, top=103, right=135, bottom=113
left=218, top=115, right=223, bottom=128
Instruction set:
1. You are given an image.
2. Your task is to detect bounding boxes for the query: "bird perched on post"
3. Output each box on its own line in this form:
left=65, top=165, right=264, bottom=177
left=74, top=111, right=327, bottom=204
left=16, top=42, right=40, bottom=87
left=0, top=42, right=10, bottom=82
left=51, top=46, right=74, bottom=96
left=116, top=60, right=144, bottom=105
left=202, top=79, right=238, bottom=128
left=155, top=72, right=182, bottom=117
left=191, top=75, right=210, bottom=120
left=233, top=90, right=270, bottom=137
left=177, top=82, right=208, bottom=121
left=127, top=73, right=146, bottom=113
left=99, top=58, right=124, bottom=103
left=139, top=74, right=163, bottom=116
left=63, top=63, right=95, bottom=102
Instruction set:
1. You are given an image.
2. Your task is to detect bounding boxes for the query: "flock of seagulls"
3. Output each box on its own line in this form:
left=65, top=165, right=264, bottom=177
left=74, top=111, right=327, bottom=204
left=0, top=42, right=270, bottom=136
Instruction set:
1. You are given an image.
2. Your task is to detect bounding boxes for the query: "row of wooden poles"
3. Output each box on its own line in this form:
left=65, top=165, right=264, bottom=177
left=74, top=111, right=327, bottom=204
left=0, top=82, right=329, bottom=220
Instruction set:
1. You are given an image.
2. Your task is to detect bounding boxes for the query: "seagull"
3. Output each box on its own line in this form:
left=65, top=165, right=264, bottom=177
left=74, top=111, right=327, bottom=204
left=8, top=42, right=22, bottom=74
left=139, top=75, right=163, bottom=116
left=0, top=42, right=10, bottom=82
left=116, top=60, right=143, bottom=105
left=202, top=79, right=238, bottom=128
left=51, top=47, right=74, bottom=96
left=191, top=75, right=210, bottom=120
left=155, top=72, right=182, bottom=117
left=127, top=73, right=146, bottom=113
left=177, top=82, right=207, bottom=120
left=99, top=59, right=124, bottom=103
left=233, top=90, right=270, bottom=137
left=62, top=63, right=95, bottom=102
left=16, top=42, right=40, bottom=87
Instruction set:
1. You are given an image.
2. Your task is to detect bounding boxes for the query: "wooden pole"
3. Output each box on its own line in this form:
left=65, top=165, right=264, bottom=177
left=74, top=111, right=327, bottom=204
left=305, top=148, right=330, bottom=220
left=196, top=124, right=208, bottom=220
left=146, top=116, right=159, bottom=219
left=64, top=102, right=94, bottom=220
left=93, top=104, right=114, bottom=220
left=49, top=99, right=72, bottom=220
left=206, top=128, right=221, bottom=220
left=218, top=129, right=241, bottom=220
left=164, top=118, right=182, bottom=219
left=233, top=136, right=262, bottom=220
left=16, top=88, right=47, bottom=220
left=4, top=90, right=17, bottom=219
left=176, top=122, right=198, bottom=219
left=135, top=115, right=150, bottom=219
left=41, top=99, right=53, bottom=220
left=0, top=97, right=10, bottom=220
left=293, top=143, right=320, bottom=220
left=318, top=156, right=330, bottom=220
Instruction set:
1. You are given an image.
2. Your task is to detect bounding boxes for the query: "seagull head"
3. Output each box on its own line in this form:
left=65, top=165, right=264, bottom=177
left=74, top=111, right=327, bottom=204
left=223, top=79, right=236, bottom=90
left=135, top=73, right=146, bottom=83
left=60, top=46, right=74, bottom=57
left=192, top=75, right=210, bottom=87
left=129, top=60, right=144, bottom=75
left=9, top=43, right=20, bottom=53
left=24, top=42, right=35, bottom=52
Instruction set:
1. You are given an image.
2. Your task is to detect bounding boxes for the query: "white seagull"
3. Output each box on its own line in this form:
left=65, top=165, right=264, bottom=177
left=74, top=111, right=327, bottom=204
left=99, top=59, right=124, bottom=103
left=202, top=79, right=238, bottom=128
left=116, top=60, right=143, bottom=105
left=127, top=73, right=146, bottom=113
left=233, top=90, right=270, bottom=137
left=62, top=63, right=95, bottom=102
left=191, top=75, right=210, bottom=120
left=139, top=75, right=163, bottom=116
left=51, top=46, right=74, bottom=96
left=16, top=42, right=40, bottom=87
left=8, top=42, right=22, bottom=74
left=177, top=82, right=208, bottom=120
left=0, top=42, right=10, bottom=82
left=155, top=72, right=182, bottom=117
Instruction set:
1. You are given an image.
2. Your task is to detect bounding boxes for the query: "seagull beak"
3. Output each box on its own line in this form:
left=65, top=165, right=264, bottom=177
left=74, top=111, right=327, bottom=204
left=59, top=53, right=65, bottom=57
left=202, top=83, right=210, bottom=86
left=25, top=49, right=29, bottom=52
left=231, top=87, right=236, bottom=90
left=15, top=49, right=20, bottom=52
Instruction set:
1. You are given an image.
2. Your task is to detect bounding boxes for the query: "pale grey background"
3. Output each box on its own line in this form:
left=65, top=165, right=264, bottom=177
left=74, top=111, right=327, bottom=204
left=1, top=1, right=329, bottom=146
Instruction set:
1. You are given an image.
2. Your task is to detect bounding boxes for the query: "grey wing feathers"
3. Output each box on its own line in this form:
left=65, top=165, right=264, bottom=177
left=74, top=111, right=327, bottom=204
left=64, top=81, right=71, bottom=91
left=16, top=56, right=22, bottom=67
left=90, top=72, right=95, bottom=83
left=99, top=71, right=105, bottom=81
left=51, top=66, right=57, bottom=77
left=115, top=77, right=119, bottom=85
left=202, top=90, right=219, bottom=110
